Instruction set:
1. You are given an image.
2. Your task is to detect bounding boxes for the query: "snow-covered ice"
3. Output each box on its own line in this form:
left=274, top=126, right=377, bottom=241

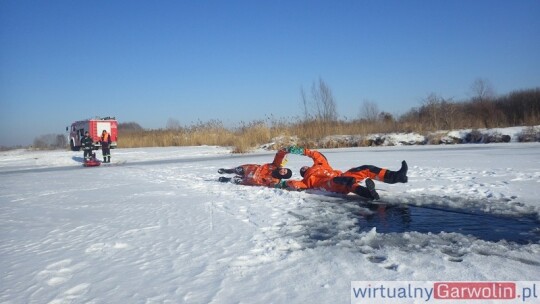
left=1, top=143, right=539, bottom=303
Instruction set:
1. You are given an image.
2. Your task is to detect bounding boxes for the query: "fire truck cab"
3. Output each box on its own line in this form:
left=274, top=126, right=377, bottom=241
left=67, top=117, right=118, bottom=151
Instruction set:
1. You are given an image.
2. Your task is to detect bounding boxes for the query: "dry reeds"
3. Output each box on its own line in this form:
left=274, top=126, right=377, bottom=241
left=115, top=87, right=540, bottom=152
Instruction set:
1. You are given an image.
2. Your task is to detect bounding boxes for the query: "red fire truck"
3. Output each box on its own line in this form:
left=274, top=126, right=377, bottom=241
left=67, top=117, right=118, bottom=151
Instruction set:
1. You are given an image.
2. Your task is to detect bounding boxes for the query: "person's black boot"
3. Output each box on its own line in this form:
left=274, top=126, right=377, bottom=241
left=353, top=178, right=380, bottom=200
left=383, top=161, right=408, bottom=184
left=218, top=168, right=235, bottom=174
left=218, top=177, right=232, bottom=183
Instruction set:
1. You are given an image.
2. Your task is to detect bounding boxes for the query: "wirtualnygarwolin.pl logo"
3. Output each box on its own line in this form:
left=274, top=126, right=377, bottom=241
left=351, top=281, right=539, bottom=303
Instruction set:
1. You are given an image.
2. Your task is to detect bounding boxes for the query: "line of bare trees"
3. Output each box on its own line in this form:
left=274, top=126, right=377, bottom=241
left=116, top=78, right=538, bottom=151
left=27, top=78, right=539, bottom=152
left=32, top=134, right=68, bottom=150
left=296, top=78, right=539, bottom=135
left=399, top=82, right=540, bottom=132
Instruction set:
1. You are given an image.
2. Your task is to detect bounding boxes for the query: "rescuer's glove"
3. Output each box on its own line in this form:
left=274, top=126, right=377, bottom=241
left=274, top=180, right=288, bottom=189
left=286, top=146, right=305, bottom=155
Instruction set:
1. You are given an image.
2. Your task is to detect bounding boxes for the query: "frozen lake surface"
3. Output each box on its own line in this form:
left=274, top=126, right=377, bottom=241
left=1, top=143, right=539, bottom=303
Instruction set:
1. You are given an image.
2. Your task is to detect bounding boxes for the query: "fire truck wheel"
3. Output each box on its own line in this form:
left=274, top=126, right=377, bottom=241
left=70, top=141, right=80, bottom=151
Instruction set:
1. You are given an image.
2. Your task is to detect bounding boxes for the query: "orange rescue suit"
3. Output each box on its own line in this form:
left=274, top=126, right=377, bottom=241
left=237, top=149, right=287, bottom=187
left=285, top=148, right=388, bottom=194
left=285, top=149, right=343, bottom=191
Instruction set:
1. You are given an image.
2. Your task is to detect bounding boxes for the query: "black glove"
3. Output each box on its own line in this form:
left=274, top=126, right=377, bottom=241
left=218, top=177, right=231, bottom=183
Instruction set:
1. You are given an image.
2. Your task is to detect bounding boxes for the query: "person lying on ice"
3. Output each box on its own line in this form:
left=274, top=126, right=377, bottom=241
left=217, top=148, right=293, bottom=187
left=277, top=146, right=408, bottom=200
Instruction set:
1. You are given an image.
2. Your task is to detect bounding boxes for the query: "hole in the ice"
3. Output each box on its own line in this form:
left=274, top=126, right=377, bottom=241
left=354, top=203, right=540, bottom=245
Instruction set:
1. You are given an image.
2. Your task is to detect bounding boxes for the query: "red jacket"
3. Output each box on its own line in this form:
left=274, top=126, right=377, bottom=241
left=285, top=149, right=344, bottom=191
left=238, top=149, right=287, bottom=187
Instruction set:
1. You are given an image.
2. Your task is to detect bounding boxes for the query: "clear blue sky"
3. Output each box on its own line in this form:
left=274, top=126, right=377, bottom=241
left=1, top=0, right=539, bottom=146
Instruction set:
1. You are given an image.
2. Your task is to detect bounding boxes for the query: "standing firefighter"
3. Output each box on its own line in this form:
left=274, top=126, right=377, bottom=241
left=81, top=131, right=94, bottom=161
left=100, top=130, right=112, bottom=163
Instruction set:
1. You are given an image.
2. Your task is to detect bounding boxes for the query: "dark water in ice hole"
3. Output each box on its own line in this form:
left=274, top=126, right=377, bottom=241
left=354, top=203, right=540, bottom=245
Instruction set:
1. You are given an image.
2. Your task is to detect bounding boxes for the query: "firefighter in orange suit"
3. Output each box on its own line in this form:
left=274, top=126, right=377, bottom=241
left=217, top=149, right=293, bottom=187
left=100, top=130, right=112, bottom=163
left=281, top=146, right=408, bottom=200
